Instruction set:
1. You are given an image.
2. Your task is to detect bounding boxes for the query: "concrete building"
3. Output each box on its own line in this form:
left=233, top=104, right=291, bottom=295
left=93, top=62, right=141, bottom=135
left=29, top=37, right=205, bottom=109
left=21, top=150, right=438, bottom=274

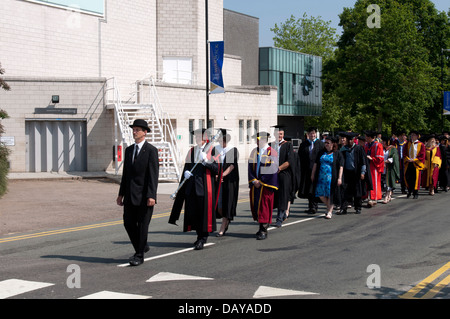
left=0, top=0, right=278, bottom=177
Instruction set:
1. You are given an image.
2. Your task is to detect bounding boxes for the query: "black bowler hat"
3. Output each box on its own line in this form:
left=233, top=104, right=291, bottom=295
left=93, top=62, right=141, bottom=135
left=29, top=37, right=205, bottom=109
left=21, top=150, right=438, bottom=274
left=130, top=119, right=151, bottom=132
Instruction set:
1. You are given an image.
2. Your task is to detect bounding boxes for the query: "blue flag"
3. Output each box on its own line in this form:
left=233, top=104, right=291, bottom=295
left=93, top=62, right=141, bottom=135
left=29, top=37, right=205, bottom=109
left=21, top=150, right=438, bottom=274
left=444, top=91, right=450, bottom=115
left=209, top=41, right=225, bottom=94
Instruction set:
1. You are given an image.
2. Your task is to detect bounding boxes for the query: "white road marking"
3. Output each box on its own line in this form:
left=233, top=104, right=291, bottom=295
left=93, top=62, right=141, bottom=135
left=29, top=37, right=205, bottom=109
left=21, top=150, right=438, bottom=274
left=268, top=214, right=325, bottom=231
left=0, top=279, right=54, bottom=299
left=146, top=272, right=214, bottom=283
left=79, top=291, right=151, bottom=299
left=253, top=285, right=319, bottom=298
left=117, top=243, right=216, bottom=267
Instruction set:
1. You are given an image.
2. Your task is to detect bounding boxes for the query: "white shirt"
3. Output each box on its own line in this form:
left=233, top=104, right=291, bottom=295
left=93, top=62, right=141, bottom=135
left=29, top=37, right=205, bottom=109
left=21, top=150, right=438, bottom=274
left=410, top=140, right=419, bottom=160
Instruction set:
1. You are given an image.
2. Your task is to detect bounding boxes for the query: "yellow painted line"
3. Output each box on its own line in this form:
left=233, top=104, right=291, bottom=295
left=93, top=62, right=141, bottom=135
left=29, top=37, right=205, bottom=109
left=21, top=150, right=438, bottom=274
left=399, top=261, right=450, bottom=299
left=0, top=198, right=252, bottom=244
left=421, top=274, right=450, bottom=299
left=0, top=210, right=179, bottom=244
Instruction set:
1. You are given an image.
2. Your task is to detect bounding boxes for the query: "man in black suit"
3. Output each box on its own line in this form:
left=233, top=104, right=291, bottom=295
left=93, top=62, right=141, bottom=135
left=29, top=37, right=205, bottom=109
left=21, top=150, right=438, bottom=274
left=297, top=127, right=324, bottom=214
left=117, top=119, right=159, bottom=266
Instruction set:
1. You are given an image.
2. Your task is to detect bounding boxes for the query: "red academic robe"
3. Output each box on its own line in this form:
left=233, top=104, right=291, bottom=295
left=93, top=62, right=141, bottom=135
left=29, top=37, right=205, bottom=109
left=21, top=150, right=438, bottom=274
left=248, top=146, right=278, bottom=224
left=364, top=141, right=385, bottom=200
left=421, top=146, right=442, bottom=189
left=403, top=140, right=426, bottom=191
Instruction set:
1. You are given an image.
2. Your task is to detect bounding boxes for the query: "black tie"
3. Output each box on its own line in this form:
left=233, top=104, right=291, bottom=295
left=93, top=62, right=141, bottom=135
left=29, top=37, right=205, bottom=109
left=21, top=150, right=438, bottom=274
left=133, top=145, right=139, bottom=163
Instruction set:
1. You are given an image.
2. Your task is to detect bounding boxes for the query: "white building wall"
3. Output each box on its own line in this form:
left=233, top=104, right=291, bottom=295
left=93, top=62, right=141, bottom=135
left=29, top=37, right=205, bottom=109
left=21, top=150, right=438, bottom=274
left=0, top=0, right=278, bottom=174
left=0, top=0, right=157, bottom=96
left=0, top=0, right=100, bottom=78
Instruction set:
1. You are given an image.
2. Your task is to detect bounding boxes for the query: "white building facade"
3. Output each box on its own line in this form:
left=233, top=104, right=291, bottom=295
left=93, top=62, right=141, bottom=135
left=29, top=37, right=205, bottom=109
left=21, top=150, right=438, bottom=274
left=0, top=0, right=277, bottom=176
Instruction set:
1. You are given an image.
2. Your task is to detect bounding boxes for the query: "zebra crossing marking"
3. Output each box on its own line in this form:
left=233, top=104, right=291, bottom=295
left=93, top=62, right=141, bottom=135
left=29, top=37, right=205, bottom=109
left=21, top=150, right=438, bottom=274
left=0, top=279, right=54, bottom=299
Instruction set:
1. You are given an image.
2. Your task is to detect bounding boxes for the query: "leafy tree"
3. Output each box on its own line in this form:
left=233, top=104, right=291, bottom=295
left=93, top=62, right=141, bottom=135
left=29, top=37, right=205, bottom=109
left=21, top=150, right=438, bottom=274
left=329, top=0, right=445, bottom=134
left=271, top=13, right=339, bottom=63
left=0, top=62, right=10, bottom=197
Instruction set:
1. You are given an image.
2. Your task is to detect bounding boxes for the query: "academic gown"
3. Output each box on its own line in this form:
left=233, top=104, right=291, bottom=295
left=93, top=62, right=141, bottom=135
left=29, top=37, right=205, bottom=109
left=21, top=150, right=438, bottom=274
left=438, top=144, right=450, bottom=188
left=297, top=139, right=324, bottom=199
left=272, top=141, right=294, bottom=211
left=421, top=146, right=441, bottom=189
left=385, top=146, right=400, bottom=189
left=248, top=146, right=279, bottom=224
left=341, top=144, right=373, bottom=198
left=403, top=140, right=426, bottom=191
left=364, top=141, right=385, bottom=200
left=169, top=145, right=219, bottom=233
left=291, top=150, right=301, bottom=202
left=213, top=146, right=240, bottom=220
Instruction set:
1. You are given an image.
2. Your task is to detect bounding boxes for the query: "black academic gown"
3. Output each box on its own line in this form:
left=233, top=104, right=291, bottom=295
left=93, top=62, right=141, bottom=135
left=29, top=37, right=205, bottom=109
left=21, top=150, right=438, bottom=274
left=297, top=139, right=325, bottom=199
left=341, top=144, right=373, bottom=198
left=272, top=141, right=294, bottom=211
left=214, top=146, right=240, bottom=220
left=438, top=144, right=449, bottom=189
left=169, top=146, right=218, bottom=233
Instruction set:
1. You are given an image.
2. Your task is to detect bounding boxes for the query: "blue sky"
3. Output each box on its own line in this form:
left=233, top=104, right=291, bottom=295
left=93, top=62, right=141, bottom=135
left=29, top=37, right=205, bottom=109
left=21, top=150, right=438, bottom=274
left=223, top=0, right=450, bottom=46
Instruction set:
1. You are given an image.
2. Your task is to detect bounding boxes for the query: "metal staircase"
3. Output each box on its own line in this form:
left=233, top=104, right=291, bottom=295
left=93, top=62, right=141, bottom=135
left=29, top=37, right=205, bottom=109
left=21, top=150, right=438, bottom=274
left=106, top=76, right=181, bottom=182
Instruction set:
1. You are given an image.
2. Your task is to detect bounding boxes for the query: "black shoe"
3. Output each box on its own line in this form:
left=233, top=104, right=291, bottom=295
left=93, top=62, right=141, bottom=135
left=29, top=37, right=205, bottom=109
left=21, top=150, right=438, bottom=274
left=407, top=192, right=411, bottom=198
left=256, top=232, right=267, bottom=240
left=144, top=245, right=150, bottom=253
left=129, top=255, right=144, bottom=266
left=194, top=241, right=204, bottom=250
left=355, top=209, right=361, bottom=214
left=337, top=209, right=347, bottom=215
left=413, top=194, right=419, bottom=199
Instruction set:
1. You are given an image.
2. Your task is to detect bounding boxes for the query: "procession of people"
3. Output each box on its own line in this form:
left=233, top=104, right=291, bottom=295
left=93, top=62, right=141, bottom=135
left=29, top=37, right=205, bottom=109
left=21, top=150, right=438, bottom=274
left=118, top=120, right=450, bottom=264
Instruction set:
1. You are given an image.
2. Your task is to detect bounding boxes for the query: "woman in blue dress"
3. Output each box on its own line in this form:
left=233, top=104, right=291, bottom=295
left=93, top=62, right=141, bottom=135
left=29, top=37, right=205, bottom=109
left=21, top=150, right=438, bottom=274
left=311, top=137, right=344, bottom=219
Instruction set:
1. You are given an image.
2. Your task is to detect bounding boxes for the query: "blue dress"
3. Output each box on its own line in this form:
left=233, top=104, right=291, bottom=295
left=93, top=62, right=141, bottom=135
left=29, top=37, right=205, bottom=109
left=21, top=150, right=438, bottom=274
left=315, top=152, right=334, bottom=197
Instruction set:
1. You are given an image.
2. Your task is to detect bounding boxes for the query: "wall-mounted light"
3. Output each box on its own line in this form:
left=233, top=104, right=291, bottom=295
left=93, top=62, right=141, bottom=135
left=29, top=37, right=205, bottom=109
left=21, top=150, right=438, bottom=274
left=52, top=95, right=60, bottom=104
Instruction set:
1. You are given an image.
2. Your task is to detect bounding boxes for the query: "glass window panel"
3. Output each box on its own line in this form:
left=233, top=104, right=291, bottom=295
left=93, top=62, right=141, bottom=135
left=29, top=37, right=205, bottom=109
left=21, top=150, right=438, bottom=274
left=26, top=0, right=104, bottom=15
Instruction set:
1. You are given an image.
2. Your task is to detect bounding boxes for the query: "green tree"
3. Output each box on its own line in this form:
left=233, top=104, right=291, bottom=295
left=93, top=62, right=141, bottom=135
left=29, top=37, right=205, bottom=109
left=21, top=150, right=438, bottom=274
left=330, top=0, right=444, bottom=134
left=0, top=62, right=10, bottom=197
left=271, top=13, right=339, bottom=63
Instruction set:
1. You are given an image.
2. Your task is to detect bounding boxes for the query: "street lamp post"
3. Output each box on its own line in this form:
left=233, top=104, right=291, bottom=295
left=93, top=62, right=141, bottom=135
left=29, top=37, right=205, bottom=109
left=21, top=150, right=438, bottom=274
left=205, top=0, right=210, bottom=129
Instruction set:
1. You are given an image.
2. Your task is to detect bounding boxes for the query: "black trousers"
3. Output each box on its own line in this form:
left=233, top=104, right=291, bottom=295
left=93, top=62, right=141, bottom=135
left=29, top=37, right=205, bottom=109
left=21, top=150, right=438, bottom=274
left=186, top=194, right=209, bottom=243
left=343, top=169, right=362, bottom=210
left=405, top=165, right=419, bottom=194
left=123, top=205, right=154, bottom=256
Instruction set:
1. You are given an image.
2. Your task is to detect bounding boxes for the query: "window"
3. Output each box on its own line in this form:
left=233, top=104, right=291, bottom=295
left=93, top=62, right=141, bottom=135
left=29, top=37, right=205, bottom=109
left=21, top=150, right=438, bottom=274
left=279, top=72, right=284, bottom=105
left=25, top=0, right=105, bottom=16
left=199, top=119, right=205, bottom=130
left=189, top=119, right=194, bottom=145
left=246, top=120, right=252, bottom=143
left=207, top=120, right=214, bottom=131
left=254, top=120, right=259, bottom=138
left=239, top=120, right=244, bottom=143
left=163, top=57, right=193, bottom=84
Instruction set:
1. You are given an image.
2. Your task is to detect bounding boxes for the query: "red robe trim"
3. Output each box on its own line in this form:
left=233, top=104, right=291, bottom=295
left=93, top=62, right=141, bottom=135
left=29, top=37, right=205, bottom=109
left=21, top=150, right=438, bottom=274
left=365, top=141, right=385, bottom=200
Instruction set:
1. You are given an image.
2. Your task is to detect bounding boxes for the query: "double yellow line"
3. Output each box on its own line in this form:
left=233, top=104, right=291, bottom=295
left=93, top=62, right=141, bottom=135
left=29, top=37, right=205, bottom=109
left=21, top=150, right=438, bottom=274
left=399, top=261, right=450, bottom=299
left=0, top=199, right=250, bottom=244
left=0, top=211, right=171, bottom=244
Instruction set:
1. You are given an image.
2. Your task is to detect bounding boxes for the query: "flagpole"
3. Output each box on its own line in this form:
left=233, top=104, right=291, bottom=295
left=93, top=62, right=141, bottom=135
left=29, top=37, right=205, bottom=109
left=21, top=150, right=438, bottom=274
left=205, top=0, right=210, bottom=129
